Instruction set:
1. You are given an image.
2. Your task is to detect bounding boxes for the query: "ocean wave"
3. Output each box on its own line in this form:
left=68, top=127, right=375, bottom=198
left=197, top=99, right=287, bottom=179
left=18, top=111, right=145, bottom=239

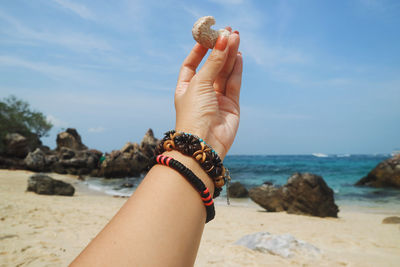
left=86, top=183, right=133, bottom=197
left=311, top=153, right=329, bottom=158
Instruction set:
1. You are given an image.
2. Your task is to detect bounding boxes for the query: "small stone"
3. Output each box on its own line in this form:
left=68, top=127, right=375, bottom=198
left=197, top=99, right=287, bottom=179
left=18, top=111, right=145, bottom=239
left=228, top=182, right=249, bottom=198
left=235, top=232, right=321, bottom=258
left=382, top=216, right=400, bottom=224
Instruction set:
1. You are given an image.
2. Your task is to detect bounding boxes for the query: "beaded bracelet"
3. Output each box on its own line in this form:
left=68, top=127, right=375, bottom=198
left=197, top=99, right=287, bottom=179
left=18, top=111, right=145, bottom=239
left=155, top=130, right=231, bottom=198
left=150, top=155, right=215, bottom=223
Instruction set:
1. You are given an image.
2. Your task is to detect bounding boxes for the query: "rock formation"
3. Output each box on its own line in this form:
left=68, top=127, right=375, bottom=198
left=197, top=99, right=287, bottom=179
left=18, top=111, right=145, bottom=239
left=1, top=127, right=159, bottom=179
left=140, top=129, right=158, bottom=158
left=98, top=147, right=148, bottom=178
left=97, top=129, right=159, bottom=178
left=3, top=133, right=30, bottom=158
left=355, top=155, right=400, bottom=189
left=228, top=182, right=249, bottom=198
left=249, top=173, right=339, bottom=217
left=25, top=148, right=47, bottom=172
left=56, top=128, right=87, bottom=151
left=27, top=173, right=75, bottom=196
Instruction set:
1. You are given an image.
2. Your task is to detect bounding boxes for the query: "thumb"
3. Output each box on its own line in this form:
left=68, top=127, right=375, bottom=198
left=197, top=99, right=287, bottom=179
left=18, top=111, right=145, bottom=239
left=196, top=35, right=229, bottom=83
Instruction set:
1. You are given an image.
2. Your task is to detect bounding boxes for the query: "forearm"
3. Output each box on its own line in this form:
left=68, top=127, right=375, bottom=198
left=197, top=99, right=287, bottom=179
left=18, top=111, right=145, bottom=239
left=71, top=151, right=214, bottom=267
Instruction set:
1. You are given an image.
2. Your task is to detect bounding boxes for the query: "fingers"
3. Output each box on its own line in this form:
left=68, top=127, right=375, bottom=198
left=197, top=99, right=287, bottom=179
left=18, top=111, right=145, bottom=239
left=196, top=34, right=230, bottom=83
left=177, top=43, right=208, bottom=84
left=214, top=32, right=240, bottom=94
left=225, top=52, right=243, bottom=105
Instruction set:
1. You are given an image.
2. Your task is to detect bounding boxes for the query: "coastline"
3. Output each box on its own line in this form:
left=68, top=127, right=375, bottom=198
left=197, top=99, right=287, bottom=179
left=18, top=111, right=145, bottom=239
left=1, top=170, right=399, bottom=266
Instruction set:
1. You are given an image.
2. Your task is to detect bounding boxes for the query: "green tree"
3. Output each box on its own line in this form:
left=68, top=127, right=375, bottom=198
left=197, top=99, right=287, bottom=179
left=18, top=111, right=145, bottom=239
left=0, top=95, right=52, bottom=152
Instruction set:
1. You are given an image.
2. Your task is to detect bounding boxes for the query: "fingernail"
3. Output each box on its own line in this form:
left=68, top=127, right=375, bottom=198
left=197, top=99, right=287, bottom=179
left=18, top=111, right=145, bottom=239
left=238, top=51, right=242, bottom=56
left=233, top=30, right=239, bottom=35
left=215, top=35, right=228, bottom=51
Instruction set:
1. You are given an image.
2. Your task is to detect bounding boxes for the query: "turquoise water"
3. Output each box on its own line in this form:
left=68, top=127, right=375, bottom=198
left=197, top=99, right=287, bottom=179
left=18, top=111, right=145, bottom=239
left=85, top=154, right=400, bottom=207
left=224, top=154, right=400, bottom=206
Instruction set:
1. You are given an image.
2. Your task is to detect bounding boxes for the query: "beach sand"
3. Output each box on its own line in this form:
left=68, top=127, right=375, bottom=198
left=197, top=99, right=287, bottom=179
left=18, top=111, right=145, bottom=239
left=1, top=170, right=399, bottom=267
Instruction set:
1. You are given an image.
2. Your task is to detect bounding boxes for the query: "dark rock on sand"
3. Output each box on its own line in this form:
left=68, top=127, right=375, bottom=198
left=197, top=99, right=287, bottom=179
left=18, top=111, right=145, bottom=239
left=56, top=128, right=88, bottom=151
left=228, top=182, right=249, bottom=198
left=249, top=172, right=339, bottom=217
left=382, top=216, right=400, bottom=224
left=355, top=155, right=400, bottom=189
left=27, top=173, right=75, bottom=196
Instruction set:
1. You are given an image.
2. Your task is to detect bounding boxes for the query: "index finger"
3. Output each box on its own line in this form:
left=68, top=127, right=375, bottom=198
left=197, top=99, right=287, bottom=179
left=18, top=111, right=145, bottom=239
left=177, top=43, right=208, bottom=83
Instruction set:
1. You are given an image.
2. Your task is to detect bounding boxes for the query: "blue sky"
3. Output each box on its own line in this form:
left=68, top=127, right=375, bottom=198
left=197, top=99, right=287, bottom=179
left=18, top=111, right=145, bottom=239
left=1, top=0, right=399, bottom=155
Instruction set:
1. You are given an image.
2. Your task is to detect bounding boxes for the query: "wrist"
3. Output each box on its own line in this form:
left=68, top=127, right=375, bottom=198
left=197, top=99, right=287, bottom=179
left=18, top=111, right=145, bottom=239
left=161, top=150, right=215, bottom=196
left=174, top=127, right=227, bottom=161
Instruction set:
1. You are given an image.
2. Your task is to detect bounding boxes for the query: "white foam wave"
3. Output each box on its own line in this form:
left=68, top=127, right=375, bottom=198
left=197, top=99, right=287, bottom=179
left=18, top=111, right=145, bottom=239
left=312, top=153, right=328, bottom=158
left=85, top=179, right=135, bottom=197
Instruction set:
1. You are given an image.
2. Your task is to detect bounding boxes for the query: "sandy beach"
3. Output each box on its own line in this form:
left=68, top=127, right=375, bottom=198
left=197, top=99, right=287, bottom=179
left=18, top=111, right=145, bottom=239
left=1, top=170, right=399, bottom=267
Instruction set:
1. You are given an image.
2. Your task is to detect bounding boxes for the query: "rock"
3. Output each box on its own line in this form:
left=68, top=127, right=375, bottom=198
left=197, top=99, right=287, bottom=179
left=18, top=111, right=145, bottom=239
left=0, top=155, right=25, bottom=169
left=97, top=131, right=157, bottom=178
left=99, top=150, right=149, bottom=178
left=382, top=216, right=400, bottom=224
left=52, top=149, right=102, bottom=175
left=140, top=129, right=158, bottom=158
left=24, top=148, right=47, bottom=172
left=59, top=147, right=75, bottom=160
left=355, top=155, right=400, bottom=189
left=228, top=182, right=249, bottom=198
left=3, top=133, right=29, bottom=158
left=56, top=128, right=87, bottom=151
left=141, top=129, right=158, bottom=147
left=27, top=173, right=75, bottom=196
left=235, top=232, right=320, bottom=258
left=263, top=180, right=274, bottom=186
left=250, top=184, right=286, bottom=212
left=249, top=173, right=339, bottom=217
left=120, top=142, right=139, bottom=154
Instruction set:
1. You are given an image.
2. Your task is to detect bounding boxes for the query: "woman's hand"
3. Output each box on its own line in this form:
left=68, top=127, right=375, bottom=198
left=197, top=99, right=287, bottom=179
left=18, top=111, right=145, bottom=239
left=175, top=29, right=242, bottom=160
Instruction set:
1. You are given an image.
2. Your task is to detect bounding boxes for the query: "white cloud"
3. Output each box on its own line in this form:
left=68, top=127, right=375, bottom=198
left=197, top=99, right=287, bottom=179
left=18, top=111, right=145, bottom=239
left=0, top=11, right=111, bottom=52
left=47, top=114, right=69, bottom=127
left=183, top=5, right=204, bottom=19
left=88, top=127, right=106, bottom=133
left=242, top=33, right=309, bottom=68
left=0, top=55, right=91, bottom=82
left=53, top=0, right=95, bottom=20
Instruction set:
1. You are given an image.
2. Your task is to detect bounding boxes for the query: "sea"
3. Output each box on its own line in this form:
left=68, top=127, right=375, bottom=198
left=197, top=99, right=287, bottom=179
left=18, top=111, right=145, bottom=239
left=83, top=154, right=400, bottom=209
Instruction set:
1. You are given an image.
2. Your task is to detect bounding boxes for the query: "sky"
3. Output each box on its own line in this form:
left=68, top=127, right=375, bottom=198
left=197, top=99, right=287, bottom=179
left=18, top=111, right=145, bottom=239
left=1, top=0, right=399, bottom=155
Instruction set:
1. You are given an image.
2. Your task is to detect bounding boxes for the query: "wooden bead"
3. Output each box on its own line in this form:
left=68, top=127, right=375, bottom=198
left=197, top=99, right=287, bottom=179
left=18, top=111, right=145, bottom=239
left=215, top=176, right=225, bottom=187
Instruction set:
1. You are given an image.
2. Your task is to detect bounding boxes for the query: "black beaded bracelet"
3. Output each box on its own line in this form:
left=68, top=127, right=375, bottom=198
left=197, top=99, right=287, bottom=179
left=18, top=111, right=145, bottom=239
left=155, top=130, right=231, bottom=198
left=150, top=154, right=215, bottom=223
